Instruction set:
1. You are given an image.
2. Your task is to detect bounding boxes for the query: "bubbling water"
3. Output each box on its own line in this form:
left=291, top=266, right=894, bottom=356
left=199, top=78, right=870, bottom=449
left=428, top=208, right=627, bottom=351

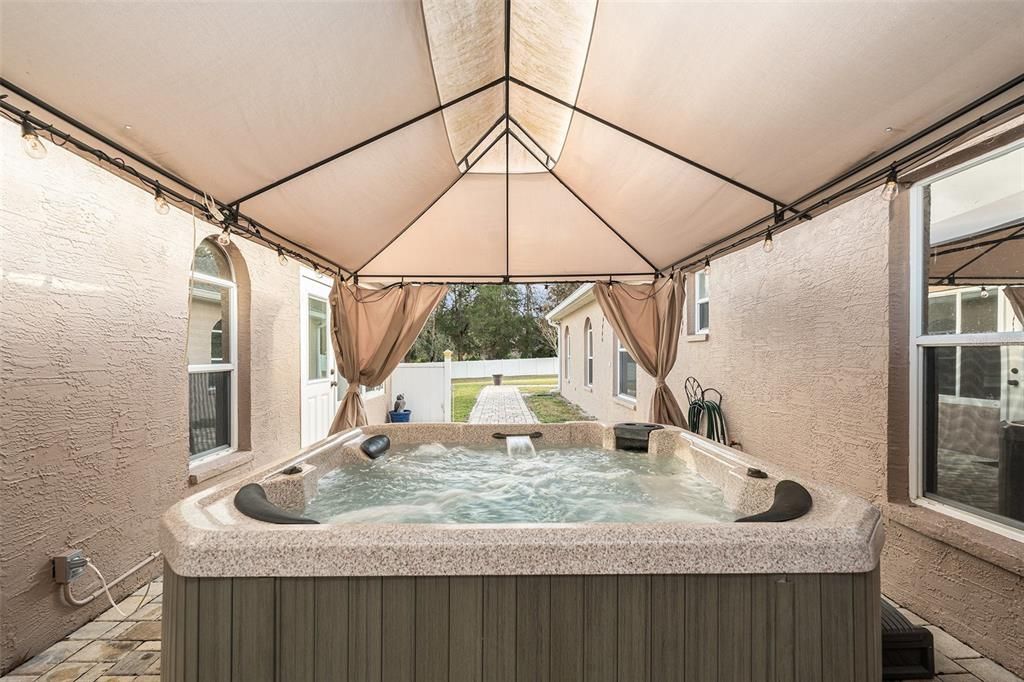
left=304, top=443, right=737, bottom=524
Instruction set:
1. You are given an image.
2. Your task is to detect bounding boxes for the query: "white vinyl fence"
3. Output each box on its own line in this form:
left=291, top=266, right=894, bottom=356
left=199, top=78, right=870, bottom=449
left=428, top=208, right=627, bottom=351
left=391, top=360, right=451, bottom=423
left=390, top=356, right=556, bottom=423
left=450, top=357, right=557, bottom=379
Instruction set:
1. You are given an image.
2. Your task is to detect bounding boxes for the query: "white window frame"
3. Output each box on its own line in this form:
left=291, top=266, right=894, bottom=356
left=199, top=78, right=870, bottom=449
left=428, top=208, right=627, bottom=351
left=614, top=337, right=637, bottom=402
left=909, top=139, right=1024, bottom=542
left=927, top=286, right=1011, bottom=408
left=564, top=326, right=571, bottom=384
left=187, top=258, right=238, bottom=461
left=694, top=270, right=710, bottom=333
left=584, top=318, right=594, bottom=388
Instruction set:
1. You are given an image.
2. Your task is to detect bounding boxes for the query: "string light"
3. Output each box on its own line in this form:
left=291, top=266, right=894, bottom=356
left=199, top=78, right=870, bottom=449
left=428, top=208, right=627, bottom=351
left=277, top=247, right=288, bottom=266
left=880, top=167, right=899, bottom=202
left=2, top=104, right=342, bottom=278
left=153, top=183, right=170, bottom=215
left=21, top=117, right=47, bottom=159
left=980, top=286, right=990, bottom=299
left=703, top=257, right=711, bottom=275
left=762, top=229, right=774, bottom=253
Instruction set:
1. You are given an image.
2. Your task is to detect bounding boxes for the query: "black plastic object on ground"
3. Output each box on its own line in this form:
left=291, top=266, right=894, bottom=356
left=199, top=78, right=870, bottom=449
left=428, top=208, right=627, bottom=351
left=998, top=421, right=1024, bottom=522
left=360, top=434, right=391, bottom=459
left=881, top=599, right=935, bottom=679
left=233, top=483, right=319, bottom=525
left=613, top=423, right=664, bottom=452
left=735, top=480, right=813, bottom=522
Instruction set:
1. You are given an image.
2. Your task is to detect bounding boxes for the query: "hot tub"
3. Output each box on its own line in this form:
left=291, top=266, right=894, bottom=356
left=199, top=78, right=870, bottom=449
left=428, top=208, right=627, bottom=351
left=160, top=422, right=884, bottom=681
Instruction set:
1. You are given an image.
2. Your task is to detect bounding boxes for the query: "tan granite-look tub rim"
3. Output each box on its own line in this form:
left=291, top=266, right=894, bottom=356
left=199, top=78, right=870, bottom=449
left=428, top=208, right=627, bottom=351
left=159, top=422, right=884, bottom=577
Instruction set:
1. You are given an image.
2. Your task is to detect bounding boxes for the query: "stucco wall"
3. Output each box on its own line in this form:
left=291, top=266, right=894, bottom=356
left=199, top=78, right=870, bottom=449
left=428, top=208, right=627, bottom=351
left=558, top=190, right=891, bottom=502
left=0, top=122, right=307, bottom=671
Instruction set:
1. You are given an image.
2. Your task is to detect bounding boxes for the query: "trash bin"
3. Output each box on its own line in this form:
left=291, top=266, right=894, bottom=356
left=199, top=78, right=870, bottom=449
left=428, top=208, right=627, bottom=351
left=492, top=374, right=503, bottom=386
left=388, top=409, right=411, bottom=423
left=998, top=421, right=1024, bottom=522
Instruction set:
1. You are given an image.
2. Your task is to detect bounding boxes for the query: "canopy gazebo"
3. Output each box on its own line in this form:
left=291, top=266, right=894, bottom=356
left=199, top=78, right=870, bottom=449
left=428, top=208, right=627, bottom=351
left=3, top=1, right=1023, bottom=427
left=3, top=1, right=1022, bottom=283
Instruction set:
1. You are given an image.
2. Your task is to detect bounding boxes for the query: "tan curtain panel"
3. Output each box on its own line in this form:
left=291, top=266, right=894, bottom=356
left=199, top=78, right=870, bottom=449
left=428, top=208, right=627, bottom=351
left=1006, top=286, right=1024, bottom=326
left=593, top=271, right=686, bottom=427
left=329, top=280, right=448, bottom=432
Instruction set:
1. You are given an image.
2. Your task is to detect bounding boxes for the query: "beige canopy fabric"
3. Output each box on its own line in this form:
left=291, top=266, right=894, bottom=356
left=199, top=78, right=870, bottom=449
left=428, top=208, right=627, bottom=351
left=593, top=272, right=687, bottom=427
left=2, top=2, right=1023, bottom=279
left=328, top=281, right=447, bottom=432
left=1007, top=287, right=1024, bottom=327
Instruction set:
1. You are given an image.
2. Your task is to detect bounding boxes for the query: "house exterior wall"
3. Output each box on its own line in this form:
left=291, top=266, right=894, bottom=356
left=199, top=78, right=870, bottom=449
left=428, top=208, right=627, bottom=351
left=551, top=127, right=1024, bottom=674
left=557, top=189, right=890, bottom=503
left=0, top=123, right=387, bottom=672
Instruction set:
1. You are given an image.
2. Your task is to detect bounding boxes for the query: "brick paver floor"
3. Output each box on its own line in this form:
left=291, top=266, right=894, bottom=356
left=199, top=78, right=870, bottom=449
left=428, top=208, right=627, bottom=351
left=3, top=576, right=162, bottom=681
left=3, top=574, right=1021, bottom=681
left=468, top=384, right=537, bottom=424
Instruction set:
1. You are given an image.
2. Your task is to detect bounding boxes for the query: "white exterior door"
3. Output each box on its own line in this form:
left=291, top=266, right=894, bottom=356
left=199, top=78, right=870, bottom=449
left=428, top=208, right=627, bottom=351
left=300, top=271, right=339, bottom=446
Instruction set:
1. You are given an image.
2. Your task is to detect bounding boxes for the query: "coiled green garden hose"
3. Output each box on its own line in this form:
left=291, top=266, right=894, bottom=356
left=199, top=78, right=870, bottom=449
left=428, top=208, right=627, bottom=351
left=684, top=377, right=729, bottom=444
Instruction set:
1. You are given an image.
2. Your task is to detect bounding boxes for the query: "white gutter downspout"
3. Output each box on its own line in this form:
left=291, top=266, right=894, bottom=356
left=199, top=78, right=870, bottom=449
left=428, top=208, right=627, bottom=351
left=549, top=317, right=562, bottom=393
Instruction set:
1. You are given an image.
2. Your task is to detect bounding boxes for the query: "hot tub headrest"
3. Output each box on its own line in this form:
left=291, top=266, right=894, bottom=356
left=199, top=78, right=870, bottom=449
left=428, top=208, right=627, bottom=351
left=735, top=480, right=812, bottom=523
left=234, top=483, right=319, bottom=525
left=360, top=434, right=391, bottom=459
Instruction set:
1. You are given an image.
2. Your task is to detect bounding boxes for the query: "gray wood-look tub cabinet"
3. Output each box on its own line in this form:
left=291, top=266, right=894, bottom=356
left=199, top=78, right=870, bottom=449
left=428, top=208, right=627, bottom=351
left=160, top=423, right=885, bottom=682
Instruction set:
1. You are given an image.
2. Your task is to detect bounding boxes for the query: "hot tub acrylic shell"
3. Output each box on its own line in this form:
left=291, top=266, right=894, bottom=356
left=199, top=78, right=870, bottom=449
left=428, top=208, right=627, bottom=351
left=160, top=422, right=884, bottom=681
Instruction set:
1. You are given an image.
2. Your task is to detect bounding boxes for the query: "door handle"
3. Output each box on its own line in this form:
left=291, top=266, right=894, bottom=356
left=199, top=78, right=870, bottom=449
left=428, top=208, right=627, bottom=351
left=330, top=381, right=338, bottom=387
left=1010, top=379, right=1021, bottom=387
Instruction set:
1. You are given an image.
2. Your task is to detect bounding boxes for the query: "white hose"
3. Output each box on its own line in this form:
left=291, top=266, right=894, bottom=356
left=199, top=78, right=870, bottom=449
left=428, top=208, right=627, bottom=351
left=85, top=559, right=151, bottom=618
left=61, top=551, right=161, bottom=611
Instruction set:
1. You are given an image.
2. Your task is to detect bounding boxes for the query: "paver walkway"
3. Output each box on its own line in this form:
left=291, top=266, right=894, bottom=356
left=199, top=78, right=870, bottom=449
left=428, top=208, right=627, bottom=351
left=883, top=594, right=1022, bottom=682
left=468, top=384, right=537, bottom=424
left=3, top=576, right=163, bottom=681
left=3, top=576, right=1022, bottom=681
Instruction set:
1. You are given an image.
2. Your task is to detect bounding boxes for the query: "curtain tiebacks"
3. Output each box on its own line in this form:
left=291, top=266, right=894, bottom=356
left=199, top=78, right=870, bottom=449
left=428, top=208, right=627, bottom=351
left=344, top=383, right=362, bottom=395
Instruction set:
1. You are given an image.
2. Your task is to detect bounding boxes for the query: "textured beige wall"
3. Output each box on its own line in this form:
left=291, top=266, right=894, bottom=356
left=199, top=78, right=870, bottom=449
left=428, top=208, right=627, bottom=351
left=559, top=190, right=891, bottom=502
left=0, top=122, right=306, bottom=671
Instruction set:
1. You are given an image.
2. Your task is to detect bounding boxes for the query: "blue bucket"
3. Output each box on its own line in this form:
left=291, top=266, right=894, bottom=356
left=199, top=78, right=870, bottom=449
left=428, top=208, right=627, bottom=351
left=389, top=410, right=411, bottom=423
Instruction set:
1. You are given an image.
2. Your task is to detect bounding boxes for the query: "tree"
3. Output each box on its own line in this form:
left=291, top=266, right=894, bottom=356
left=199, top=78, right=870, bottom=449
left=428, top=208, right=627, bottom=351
left=405, top=281, right=589, bottom=362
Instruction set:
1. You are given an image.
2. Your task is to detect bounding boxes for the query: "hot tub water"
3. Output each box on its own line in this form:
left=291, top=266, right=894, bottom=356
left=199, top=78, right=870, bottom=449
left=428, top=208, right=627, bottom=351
left=304, top=443, right=736, bottom=524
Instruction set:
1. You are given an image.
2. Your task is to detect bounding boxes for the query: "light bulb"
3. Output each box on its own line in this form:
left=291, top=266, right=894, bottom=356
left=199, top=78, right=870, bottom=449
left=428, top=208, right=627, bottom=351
left=21, top=119, right=47, bottom=160
left=980, top=286, right=989, bottom=299
left=703, top=257, right=711, bottom=275
left=277, top=248, right=288, bottom=266
left=763, top=231, right=774, bottom=253
left=217, top=228, right=231, bottom=246
left=880, top=169, right=899, bottom=202
left=154, top=187, right=170, bottom=215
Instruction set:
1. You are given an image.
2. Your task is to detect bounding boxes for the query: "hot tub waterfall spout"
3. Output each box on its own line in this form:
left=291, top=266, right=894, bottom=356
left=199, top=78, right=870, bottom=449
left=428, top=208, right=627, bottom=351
left=506, top=434, right=536, bottom=456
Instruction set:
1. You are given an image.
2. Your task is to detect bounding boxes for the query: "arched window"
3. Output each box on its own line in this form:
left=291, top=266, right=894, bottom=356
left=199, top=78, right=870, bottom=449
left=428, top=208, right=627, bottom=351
left=187, top=240, right=237, bottom=458
left=584, top=318, right=594, bottom=387
left=563, top=325, right=571, bottom=383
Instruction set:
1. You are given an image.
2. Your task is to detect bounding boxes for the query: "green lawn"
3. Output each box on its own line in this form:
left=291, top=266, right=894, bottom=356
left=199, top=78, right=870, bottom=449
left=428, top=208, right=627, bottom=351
left=452, top=374, right=594, bottom=423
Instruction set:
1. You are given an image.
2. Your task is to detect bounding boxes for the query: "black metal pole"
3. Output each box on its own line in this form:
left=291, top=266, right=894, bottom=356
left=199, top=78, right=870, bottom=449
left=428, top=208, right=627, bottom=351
left=352, top=131, right=508, bottom=274
left=0, top=100, right=347, bottom=275
left=507, top=127, right=658, bottom=272
left=508, top=76, right=786, bottom=209
left=231, top=76, right=505, bottom=205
